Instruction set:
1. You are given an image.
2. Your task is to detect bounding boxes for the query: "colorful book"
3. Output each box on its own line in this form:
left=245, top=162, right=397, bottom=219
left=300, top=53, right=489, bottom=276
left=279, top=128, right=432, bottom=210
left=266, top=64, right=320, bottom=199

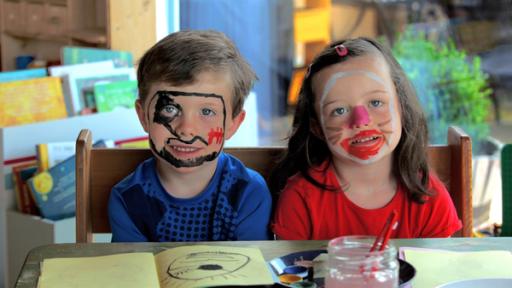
left=27, top=140, right=112, bottom=220
left=49, top=61, right=117, bottom=115
left=37, top=245, right=274, bottom=288
left=61, top=46, right=134, bottom=68
left=61, top=68, right=136, bottom=115
left=117, top=138, right=149, bottom=148
left=93, top=80, right=138, bottom=112
left=0, top=68, right=47, bottom=83
left=36, top=141, right=76, bottom=171
left=11, top=161, right=40, bottom=215
left=48, top=60, right=115, bottom=77
left=0, top=77, right=68, bottom=127
left=27, top=154, right=75, bottom=220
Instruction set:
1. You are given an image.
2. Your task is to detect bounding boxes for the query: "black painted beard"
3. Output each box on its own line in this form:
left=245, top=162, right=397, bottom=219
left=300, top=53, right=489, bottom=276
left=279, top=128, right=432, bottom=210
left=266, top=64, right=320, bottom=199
left=150, top=140, right=219, bottom=168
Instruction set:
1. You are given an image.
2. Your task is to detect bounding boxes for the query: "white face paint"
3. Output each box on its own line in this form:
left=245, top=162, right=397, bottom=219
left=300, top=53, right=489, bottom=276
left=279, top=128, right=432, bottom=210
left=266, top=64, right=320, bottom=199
left=313, top=55, right=402, bottom=165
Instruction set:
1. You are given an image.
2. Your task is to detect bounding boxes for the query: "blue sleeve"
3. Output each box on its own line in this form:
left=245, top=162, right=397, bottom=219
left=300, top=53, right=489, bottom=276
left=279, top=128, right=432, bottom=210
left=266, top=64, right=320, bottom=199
left=234, top=171, right=272, bottom=240
left=108, top=186, right=148, bottom=242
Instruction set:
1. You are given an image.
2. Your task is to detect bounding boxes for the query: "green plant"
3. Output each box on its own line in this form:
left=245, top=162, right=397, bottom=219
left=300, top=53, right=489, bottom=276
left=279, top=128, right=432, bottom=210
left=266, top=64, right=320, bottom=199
left=391, top=30, right=492, bottom=149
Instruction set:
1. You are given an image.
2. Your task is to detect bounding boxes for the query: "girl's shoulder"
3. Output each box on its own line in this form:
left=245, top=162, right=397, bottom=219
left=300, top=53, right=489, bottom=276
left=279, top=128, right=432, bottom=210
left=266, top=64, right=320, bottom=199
left=428, top=172, right=449, bottom=192
left=420, top=172, right=452, bottom=203
left=284, top=160, right=336, bottom=190
left=397, top=172, right=450, bottom=205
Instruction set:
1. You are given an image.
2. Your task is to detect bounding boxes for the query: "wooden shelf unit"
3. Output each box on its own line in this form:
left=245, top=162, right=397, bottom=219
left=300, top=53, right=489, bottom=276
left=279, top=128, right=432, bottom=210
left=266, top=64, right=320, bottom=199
left=0, top=0, right=156, bottom=71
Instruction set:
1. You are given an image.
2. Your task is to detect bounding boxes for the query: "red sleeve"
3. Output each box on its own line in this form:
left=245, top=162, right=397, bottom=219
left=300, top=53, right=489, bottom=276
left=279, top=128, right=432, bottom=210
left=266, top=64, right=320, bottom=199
left=271, top=178, right=312, bottom=240
left=418, top=174, right=463, bottom=237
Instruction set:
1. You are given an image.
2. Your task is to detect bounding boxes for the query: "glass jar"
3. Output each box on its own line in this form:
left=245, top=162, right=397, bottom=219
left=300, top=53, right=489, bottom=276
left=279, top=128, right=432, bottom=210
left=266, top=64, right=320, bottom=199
left=326, top=235, right=399, bottom=288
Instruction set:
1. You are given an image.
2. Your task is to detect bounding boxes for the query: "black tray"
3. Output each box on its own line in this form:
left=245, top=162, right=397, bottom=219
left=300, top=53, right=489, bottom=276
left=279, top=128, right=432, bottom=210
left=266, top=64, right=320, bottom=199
left=269, top=249, right=416, bottom=287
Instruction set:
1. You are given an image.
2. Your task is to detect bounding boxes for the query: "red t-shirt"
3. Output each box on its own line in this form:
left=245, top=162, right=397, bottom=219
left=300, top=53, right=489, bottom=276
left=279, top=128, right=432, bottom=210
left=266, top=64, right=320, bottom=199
left=272, top=162, right=462, bottom=240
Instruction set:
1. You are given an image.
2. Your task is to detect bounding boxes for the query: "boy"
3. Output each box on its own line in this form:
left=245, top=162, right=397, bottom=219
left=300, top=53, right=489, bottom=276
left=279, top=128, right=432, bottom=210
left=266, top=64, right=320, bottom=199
left=108, top=30, right=272, bottom=242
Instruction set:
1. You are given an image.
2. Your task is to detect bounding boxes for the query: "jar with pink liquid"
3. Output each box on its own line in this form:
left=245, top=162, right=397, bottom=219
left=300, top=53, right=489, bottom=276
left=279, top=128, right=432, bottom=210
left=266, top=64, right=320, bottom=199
left=326, top=236, right=399, bottom=288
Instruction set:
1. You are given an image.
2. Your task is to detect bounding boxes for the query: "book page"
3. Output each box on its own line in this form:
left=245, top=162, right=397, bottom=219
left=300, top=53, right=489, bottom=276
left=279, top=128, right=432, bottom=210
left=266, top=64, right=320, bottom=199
left=402, top=248, right=512, bottom=288
left=38, top=252, right=159, bottom=288
left=155, top=245, right=274, bottom=288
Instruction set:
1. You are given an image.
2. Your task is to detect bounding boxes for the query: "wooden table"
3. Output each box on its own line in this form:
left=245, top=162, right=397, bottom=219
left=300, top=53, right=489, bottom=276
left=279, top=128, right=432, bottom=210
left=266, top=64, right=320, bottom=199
left=15, top=237, right=512, bottom=288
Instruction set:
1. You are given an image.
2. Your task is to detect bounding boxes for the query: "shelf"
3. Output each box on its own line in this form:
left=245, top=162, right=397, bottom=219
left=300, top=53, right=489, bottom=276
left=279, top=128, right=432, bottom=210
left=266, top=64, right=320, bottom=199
left=70, top=28, right=107, bottom=46
left=4, top=30, right=69, bottom=43
left=1, top=0, right=154, bottom=71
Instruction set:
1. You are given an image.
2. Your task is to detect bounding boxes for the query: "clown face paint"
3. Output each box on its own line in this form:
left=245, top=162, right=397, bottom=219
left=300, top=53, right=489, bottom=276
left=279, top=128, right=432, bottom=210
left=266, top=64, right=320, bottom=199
left=145, top=90, right=227, bottom=168
left=313, top=55, right=402, bottom=165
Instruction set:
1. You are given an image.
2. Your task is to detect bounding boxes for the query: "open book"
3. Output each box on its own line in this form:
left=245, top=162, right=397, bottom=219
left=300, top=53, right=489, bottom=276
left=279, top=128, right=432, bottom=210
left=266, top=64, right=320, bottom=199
left=38, top=245, right=274, bottom=288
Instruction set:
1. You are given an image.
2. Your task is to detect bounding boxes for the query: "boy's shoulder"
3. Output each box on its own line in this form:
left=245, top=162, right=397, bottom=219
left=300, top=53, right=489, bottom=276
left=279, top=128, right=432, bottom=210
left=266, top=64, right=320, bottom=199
left=218, top=152, right=271, bottom=206
left=112, top=156, right=155, bottom=192
left=221, top=152, right=266, bottom=184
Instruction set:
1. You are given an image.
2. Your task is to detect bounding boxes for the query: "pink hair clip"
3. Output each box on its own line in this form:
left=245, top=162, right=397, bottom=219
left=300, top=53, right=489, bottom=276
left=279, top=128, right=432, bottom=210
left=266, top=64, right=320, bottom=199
left=335, top=44, right=348, bottom=57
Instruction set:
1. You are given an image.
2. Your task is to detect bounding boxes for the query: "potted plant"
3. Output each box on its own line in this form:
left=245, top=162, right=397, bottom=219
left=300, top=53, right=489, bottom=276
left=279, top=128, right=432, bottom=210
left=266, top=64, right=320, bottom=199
left=391, top=30, right=492, bottom=151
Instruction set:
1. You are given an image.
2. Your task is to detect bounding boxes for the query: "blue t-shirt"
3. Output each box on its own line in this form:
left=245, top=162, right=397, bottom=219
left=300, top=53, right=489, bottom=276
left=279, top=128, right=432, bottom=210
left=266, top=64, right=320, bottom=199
left=108, top=152, right=272, bottom=242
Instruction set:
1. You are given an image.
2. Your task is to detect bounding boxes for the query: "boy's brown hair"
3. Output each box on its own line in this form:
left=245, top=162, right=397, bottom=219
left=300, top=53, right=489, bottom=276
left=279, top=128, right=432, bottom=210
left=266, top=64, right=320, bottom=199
left=137, top=30, right=257, bottom=117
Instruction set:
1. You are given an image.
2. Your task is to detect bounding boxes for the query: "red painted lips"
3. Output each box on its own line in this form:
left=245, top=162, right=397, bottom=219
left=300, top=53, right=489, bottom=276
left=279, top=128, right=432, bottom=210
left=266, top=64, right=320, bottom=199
left=340, top=129, right=385, bottom=160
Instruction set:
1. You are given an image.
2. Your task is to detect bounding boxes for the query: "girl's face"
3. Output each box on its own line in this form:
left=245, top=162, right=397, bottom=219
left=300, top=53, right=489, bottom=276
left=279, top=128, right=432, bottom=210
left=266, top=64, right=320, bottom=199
left=312, top=54, right=402, bottom=165
left=136, top=71, right=244, bottom=171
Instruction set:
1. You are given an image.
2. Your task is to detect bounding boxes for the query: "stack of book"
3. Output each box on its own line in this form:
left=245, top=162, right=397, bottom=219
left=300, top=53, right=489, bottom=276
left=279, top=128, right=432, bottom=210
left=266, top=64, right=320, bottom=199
left=12, top=140, right=114, bottom=220
left=0, top=46, right=138, bottom=129
left=2, top=46, right=145, bottom=220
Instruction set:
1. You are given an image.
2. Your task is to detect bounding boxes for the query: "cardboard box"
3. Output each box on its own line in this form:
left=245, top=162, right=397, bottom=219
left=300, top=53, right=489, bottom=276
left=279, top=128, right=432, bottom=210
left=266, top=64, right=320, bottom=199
left=6, top=210, right=74, bottom=288
left=6, top=210, right=111, bottom=287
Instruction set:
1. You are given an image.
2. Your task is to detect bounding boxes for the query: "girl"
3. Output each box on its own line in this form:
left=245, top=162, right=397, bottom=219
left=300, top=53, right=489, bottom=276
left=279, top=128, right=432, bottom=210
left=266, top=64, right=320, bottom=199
left=271, top=38, right=462, bottom=240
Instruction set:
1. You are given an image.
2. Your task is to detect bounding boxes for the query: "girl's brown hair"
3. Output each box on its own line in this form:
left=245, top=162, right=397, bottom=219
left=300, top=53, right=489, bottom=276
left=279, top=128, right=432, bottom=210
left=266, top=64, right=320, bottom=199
left=269, top=37, right=431, bottom=203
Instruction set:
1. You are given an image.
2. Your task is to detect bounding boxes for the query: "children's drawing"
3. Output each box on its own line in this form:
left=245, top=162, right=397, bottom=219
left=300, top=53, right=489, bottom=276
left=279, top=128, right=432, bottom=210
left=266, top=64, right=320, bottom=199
left=155, top=245, right=274, bottom=287
left=167, top=251, right=250, bottom=280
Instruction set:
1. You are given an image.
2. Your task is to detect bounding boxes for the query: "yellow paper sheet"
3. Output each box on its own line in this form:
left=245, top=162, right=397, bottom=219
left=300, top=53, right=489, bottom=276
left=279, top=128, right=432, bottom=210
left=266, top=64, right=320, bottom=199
left=38, top=252, right=159, bottom=288
left=155, top=245, right=274, bottom=288
left=403, top=248, right=512, bottom=288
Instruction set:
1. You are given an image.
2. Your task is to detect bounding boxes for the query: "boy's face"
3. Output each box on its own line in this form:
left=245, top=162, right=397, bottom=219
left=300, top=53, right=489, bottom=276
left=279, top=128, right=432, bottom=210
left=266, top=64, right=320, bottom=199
left=312, top=54, right=402, bottom=165
left=136, top=71, right=245, bottom=170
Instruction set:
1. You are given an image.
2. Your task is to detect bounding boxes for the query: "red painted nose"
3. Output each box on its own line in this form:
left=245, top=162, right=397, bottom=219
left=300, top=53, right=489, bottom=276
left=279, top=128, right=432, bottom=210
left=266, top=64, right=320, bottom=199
left=349, top=106, right=370, bottom=128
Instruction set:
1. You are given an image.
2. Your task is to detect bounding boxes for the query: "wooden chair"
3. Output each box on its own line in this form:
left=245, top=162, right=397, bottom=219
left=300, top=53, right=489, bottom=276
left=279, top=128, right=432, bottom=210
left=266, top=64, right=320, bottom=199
left=75, top=126, right=472, bottom=242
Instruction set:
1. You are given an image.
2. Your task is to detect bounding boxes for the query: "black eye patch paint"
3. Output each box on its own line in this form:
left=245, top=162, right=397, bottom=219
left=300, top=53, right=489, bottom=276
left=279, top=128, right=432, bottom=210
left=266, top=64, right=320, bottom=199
left=154, top=95, right=181, bottom=124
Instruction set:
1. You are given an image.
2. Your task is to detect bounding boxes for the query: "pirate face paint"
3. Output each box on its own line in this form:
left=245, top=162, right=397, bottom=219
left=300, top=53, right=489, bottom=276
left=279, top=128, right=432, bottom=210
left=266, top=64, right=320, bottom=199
left=312, top=54, right=402, bottom=164
left=137, top=72, right=240, bottom=170
left=146, top=90, right=226, bottom=168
